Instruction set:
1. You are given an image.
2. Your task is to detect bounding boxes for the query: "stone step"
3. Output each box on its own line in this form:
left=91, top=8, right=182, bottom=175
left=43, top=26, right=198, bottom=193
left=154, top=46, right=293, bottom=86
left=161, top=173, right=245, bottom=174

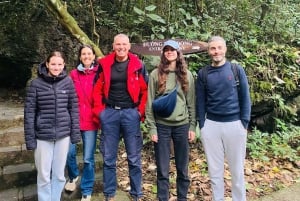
left=0, top=116, right=23, bottom=129
left=0, top=140, right=101, bottom=165
left=0, top=184, right=37, bottom=201
left=0, top=144, right=33, bottom=167
left=0, top=152, right=103, bottom=191
left=0, top=183, right=131, bottom=201
left=0, top=164, right=105, bottom=195
left=0, top=101, right=23, bottom=129
left=0, top=126, right=24, bottom=147
left=0, top=162, right=36, bottom=191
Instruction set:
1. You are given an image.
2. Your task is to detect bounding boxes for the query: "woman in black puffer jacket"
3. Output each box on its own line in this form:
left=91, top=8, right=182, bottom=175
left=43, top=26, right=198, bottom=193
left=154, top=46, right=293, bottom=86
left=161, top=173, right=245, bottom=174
left=24, top=51, right=81, bottom=201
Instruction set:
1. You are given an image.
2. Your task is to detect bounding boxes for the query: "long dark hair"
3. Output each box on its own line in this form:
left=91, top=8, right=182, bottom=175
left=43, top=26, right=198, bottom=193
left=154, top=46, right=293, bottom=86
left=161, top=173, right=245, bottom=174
left=76, top=44, right=98, bottom=67
left=157, top=49, right=189, bottom=94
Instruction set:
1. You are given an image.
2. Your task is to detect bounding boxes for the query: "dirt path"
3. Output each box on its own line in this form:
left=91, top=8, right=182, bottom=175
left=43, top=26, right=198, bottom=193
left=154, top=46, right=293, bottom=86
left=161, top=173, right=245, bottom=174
left=249, top=182, right=300, bottom=201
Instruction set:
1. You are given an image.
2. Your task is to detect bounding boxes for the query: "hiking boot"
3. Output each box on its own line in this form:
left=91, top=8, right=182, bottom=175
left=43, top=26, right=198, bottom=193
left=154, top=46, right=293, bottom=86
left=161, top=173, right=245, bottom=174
left=81, top=195, right=91, bottom=201
left=64, top=176, right=79, bottom=192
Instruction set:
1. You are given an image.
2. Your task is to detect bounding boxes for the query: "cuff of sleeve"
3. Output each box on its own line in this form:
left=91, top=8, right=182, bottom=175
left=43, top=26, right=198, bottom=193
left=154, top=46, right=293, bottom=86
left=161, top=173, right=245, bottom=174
left=241, top=119, right=249, bottom=129
left=199, top=120, right=205, bottom=129
left=189, top=124, right=196, bottom=132
left=149, top=128, right=157, bottom=136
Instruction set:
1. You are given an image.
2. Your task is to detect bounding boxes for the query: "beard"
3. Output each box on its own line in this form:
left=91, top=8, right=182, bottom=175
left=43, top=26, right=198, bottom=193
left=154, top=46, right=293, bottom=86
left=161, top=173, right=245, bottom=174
left=211, top=55, right=226, bottom=66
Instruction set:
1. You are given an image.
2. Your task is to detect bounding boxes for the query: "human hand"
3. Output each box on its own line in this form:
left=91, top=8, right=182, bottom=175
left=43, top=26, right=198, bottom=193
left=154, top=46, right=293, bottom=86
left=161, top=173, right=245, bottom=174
left=188, top=131, right=195, bottom=142
left=151, top=134, right=158, bottom=143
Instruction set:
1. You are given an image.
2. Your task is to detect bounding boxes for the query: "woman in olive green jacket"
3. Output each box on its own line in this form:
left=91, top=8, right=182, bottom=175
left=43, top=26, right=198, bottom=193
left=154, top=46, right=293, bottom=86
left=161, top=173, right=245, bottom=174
left=145, top=40, right=196, bottom=201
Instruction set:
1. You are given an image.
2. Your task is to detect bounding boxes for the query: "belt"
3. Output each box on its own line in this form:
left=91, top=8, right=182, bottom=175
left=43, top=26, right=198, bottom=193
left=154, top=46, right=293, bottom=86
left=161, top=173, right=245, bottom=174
left=106, top=103, right=136, bottom=110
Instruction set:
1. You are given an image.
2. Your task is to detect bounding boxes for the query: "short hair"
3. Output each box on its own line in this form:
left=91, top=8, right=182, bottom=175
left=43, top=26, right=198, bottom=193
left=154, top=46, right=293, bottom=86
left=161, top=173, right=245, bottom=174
left=208, top=36, right=226, bottom=46
left=113, top=33, right=130, bottom=43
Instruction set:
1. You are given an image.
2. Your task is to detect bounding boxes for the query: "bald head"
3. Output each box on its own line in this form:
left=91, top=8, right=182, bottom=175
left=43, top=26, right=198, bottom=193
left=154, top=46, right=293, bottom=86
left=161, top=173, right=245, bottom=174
left=113, top=34, right=131, bottom=62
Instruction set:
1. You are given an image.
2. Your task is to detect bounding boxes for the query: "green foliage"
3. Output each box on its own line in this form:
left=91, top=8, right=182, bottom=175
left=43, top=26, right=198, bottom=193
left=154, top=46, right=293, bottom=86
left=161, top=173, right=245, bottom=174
left=239, top=43, right=300, bottom=123
left=141, top=122, right=151, bottom=145
left=131, top=5, right=166, bottom=39
left=247, top=123, right=300, bottom=162
left=34, top=0, right=300, bottom=164
left=185, top=53, right=209, bottom=76
left=152, top=184, right=157, bottom=194
left=247, top=128, right=271, bottom=161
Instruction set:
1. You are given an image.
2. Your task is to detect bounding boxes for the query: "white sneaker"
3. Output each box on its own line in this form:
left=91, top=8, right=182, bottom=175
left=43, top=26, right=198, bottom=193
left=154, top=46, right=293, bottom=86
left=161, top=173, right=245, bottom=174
left=64, top=176, right=79, bottom=192
left=81, top=195, right=91, bottom=201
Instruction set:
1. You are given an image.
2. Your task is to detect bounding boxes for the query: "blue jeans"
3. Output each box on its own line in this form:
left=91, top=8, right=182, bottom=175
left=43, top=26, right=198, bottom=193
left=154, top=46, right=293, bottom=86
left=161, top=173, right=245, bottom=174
left=154, top=123, right=190, bottom=201
left=66, top=130, right=97, bottom=196
left=81, top=130, right=97, bottom=195
left=99, top=107, right=143, bottom=198
left=66, top=143, right=79, bottom=180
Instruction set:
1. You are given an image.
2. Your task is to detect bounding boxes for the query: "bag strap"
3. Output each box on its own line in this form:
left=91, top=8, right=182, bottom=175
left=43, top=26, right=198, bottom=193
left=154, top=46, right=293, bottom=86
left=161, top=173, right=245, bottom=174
left=201, top=65, right=209, bottom=90
left=231, top=63, right=240, bottom=93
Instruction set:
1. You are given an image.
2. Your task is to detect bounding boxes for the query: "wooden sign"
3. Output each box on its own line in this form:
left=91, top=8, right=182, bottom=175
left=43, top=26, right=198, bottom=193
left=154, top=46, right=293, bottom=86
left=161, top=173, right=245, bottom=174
left=130, top=39, right=208, bottom=56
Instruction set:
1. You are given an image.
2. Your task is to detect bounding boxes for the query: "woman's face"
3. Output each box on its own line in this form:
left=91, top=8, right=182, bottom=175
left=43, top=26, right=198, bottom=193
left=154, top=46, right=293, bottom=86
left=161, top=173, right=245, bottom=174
left=46, top=56, right=65, bottom=77
left=163, top=46, right=178, bottom=62
left=80, top=47, right=95, bottom=68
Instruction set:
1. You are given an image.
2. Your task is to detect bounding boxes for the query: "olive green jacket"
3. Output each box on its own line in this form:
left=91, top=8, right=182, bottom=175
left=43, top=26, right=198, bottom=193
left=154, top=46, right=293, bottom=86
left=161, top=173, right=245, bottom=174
left=145, top=68, right=196, bottom=136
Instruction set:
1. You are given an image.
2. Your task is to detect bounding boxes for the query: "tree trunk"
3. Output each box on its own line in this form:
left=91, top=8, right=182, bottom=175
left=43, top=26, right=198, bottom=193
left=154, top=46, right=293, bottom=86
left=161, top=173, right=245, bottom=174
left=44, top=0, right=104, bottom=58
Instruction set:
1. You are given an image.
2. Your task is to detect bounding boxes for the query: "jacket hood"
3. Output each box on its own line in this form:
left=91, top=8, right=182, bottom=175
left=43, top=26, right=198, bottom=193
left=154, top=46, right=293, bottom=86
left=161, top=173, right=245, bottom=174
left=38, top=62, right=67, bottom=82
left=76, top=63, right=99, bottom=74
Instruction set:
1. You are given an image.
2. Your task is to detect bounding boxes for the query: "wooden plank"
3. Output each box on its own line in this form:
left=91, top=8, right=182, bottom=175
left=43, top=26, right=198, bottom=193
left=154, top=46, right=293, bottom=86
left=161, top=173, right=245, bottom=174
left=130, top=39, right=208, bottom=56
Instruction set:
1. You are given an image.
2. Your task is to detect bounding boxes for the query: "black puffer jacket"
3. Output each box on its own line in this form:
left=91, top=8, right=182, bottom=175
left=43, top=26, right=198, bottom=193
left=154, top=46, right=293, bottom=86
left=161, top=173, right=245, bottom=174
left=24, top=62, right=81, bottom=150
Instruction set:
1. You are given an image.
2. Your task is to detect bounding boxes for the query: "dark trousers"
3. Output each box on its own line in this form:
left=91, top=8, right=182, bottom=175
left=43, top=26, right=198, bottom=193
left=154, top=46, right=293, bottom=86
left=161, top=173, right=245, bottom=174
left=99, top=107, right=143, bottom=198
left=154, top=123, right=190, bottom=201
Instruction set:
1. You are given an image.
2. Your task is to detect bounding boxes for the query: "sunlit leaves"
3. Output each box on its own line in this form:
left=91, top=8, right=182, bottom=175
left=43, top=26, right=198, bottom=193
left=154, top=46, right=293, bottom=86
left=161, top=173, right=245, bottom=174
left=145, top=5, right=156, bottom=12
left=133, top=6, right=165, bottom=24
left=133, top=6, right=144, bottom=15
left=146, top=13, right=165, bottom=24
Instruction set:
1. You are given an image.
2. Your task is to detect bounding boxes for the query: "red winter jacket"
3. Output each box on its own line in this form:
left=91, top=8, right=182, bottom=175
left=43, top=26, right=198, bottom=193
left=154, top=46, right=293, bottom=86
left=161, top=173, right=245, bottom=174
left=70, top=65, right=100, bottom=130
left=92, top=52, right=148, bottom=123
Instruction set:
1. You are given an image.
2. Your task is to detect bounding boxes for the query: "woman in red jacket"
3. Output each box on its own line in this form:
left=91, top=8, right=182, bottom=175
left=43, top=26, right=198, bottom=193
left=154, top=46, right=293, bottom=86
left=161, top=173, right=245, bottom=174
left=65, top=45, right=100, bottom=201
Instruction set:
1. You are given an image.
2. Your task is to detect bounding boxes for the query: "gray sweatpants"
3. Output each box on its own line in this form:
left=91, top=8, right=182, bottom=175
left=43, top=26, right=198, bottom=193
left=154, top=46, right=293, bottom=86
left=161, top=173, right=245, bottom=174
left=200, top=119, right=247, bottom=201
left=34, top=137, right=70, bottom=201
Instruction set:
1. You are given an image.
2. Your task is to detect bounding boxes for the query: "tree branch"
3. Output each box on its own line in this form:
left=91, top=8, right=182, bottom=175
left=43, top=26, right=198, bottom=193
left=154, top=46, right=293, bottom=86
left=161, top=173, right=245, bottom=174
left=44, top=0, right=103, bottom=57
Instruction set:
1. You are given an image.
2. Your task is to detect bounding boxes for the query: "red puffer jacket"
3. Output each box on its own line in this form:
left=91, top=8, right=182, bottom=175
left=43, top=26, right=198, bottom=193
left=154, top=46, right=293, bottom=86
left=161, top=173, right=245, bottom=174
left=92, top=52, right=148, bottom=123
left=70, top=65, right=100, bottom=130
